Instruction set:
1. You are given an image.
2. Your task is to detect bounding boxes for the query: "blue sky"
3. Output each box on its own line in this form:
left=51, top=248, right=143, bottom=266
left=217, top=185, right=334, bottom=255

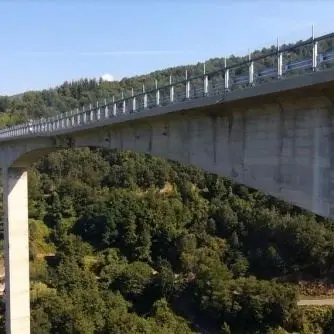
left=1, top=0, right=333, bottom=95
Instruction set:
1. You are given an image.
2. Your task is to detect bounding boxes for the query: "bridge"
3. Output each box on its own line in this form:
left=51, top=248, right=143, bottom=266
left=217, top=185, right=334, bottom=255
left=2, top=30, right=334, bottom=332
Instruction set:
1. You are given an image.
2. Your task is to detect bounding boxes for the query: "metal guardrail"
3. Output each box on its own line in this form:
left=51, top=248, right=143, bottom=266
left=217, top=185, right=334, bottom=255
left=1, top=31, right=334, bottom=140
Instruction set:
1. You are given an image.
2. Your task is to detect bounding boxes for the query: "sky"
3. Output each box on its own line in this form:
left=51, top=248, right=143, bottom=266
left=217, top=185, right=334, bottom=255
left=0, top=0, right=334, bottom=95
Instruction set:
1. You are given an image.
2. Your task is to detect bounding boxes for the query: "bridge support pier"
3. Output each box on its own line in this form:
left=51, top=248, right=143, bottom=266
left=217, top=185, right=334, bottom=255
left=2, top=168, right=30, bottom=334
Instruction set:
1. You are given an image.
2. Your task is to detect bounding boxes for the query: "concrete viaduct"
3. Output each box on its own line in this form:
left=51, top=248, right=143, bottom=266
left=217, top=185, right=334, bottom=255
left=1, top=31, right=334, bottom=332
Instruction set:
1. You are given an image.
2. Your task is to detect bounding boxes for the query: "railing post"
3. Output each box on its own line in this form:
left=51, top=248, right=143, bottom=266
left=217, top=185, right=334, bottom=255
left=277, top=38, right=283, bottom=79
left=67, top=112, right=70, bottom=128
left=185, top=70, right=190, bottom=99
left=112, top=96, right=116, bottom=116
left=248, top=52, right=254, bottom=86
left=89, top=104, right=93, bottom=122
left=122, top=92, right=126, bottom=114
left=132, top=88, right=136, bottom=112
left=96, top=101, right=100, bottom=121
left=143, top=84, right=148, bottom=109
left=312, top=25, right=318, bottom=71
left=224, top=57, right=229, bottom=92
left=72, top=112, right=75, bottom=127
left=51, top=116, right=57, bottom=131
left=71, top=110, right=75, bottom=127
left=82, top=106, right=87, bottom=124
left=204, top=62, right=208, bottom=96
left=155, top=80, right=160, bottom=106
left=104, top=99, right=108, bottom=119
left=169, top=75, right=174, bottom=103
left=75, top=108, right=79, bottom=126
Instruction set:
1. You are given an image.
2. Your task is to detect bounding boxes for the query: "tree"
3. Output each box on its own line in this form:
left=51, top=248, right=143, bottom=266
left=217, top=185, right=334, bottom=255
left=116, top=261, right=153, bottom=300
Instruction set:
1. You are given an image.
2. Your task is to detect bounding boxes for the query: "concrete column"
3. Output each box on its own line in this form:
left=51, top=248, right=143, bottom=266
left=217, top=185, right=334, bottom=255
left=2, top=167, right=30, bottom=334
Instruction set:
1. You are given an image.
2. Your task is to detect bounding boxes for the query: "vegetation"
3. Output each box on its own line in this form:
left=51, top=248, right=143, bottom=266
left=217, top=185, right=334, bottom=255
left=0, top=36, right=334, bottom=333
left=20, top=148, right=334, bottom=333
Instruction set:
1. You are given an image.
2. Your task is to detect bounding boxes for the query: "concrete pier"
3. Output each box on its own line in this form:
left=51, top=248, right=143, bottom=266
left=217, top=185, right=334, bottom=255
left=2, top=168, right=30, bottom=333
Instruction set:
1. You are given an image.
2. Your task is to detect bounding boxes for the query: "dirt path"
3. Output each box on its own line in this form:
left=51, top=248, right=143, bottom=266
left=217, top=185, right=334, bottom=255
left=298, top=298, right=334, bottom=306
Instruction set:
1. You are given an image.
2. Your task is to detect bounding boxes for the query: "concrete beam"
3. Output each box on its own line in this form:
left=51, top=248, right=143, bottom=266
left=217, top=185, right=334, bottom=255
left=2, top=168, right=30, bottom=334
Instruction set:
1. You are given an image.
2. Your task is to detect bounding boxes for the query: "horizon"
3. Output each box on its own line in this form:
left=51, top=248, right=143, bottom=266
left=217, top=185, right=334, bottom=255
left=1, top=0, right=334, bottom=96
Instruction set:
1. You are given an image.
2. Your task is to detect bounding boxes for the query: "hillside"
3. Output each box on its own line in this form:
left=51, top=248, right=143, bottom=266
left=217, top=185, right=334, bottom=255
left=1, top=36, right=334, bottom=333
left=13, top=148, right=334, bottom=334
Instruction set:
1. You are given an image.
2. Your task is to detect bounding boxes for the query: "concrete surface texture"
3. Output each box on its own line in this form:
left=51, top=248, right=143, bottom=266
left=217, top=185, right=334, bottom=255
left=2, top=168, right=30, bottom=333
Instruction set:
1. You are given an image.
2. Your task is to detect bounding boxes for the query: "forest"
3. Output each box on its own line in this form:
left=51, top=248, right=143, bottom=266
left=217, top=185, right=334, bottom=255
left=0, top=36, right=334, bottom=333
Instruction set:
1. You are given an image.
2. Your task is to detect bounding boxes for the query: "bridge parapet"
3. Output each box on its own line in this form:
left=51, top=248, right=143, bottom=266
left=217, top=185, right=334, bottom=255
left=2, top=30, right=334, bottom=140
